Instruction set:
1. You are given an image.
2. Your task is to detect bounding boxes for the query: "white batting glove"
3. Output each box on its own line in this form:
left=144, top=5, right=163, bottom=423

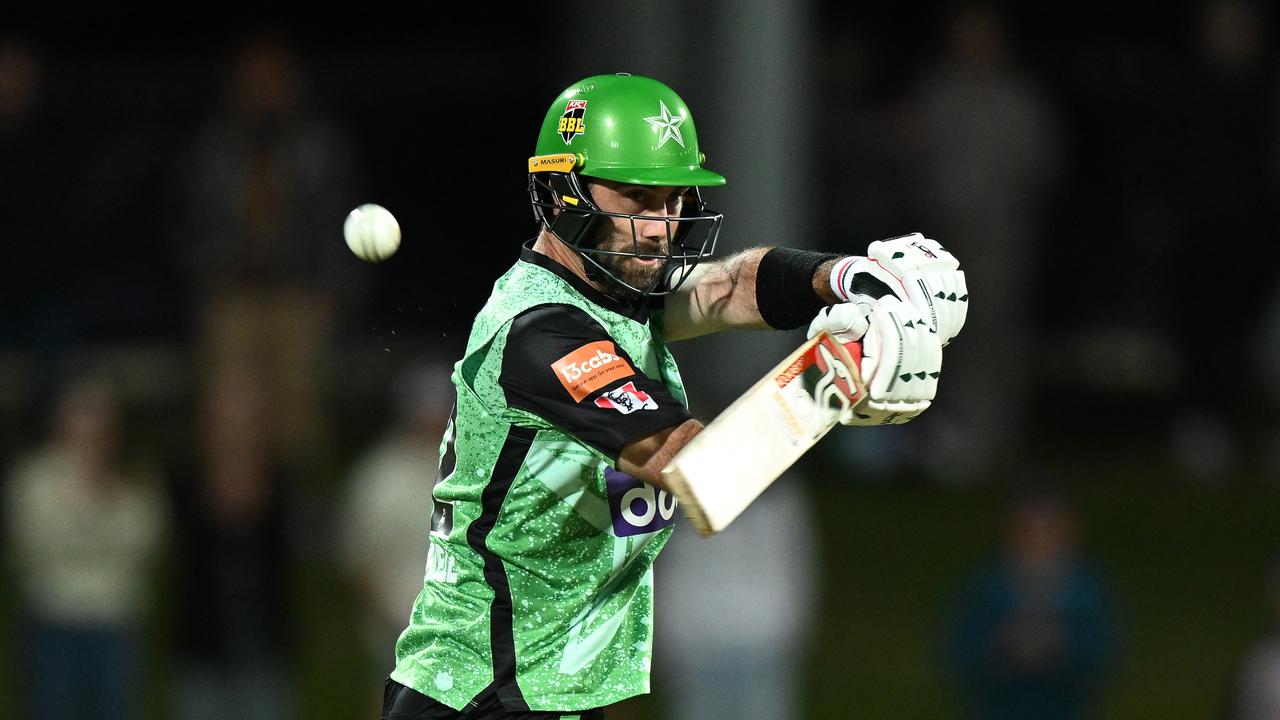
left=828, top=255, right=908, bottom=312
left=853, top=296, right=943, bottom=425
left=807, top=300, right=871, bottom=344
left=806, top=298, right=941, bottom=426
left=865, top=233, right=968, bottom=346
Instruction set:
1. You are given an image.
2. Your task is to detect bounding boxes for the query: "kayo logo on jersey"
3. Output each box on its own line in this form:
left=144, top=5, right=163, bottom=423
left=594, top=382, right=658, bottom=415
left=605, top=468, right=676, bottom=536
left=559, top=99, right=587, bottom=144
left=552, top=341, right=636, bottom=402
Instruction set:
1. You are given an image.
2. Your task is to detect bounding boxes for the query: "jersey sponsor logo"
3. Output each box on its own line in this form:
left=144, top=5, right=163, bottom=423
left=605, top=467, right=677, bottom=536
left=593, top=381, right=658, bottom=414
left=552, top=341, right=635, bottom=402
left=559, top=99, right=587, bottom=144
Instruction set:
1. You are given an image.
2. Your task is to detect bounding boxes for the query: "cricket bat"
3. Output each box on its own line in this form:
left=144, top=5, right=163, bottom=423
left=662, top=332, right=867, bottom=537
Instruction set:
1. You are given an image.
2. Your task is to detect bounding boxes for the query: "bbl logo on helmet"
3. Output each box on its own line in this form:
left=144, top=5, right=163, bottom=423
left=558, top=100, right=587, bottom=145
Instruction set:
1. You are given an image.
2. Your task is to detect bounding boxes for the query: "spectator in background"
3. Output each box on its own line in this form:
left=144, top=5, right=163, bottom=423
left=168, top=371, right=297, bottom=720
left=1230, top=554, right=1280, bottom=719
left=944, top=487, right=1120, bottom=720
left=336, top=362, right=454, bottom=716
left=4, top=377, right=168, bottom=720
left=0, top=35, right=60, bottom=349
left=903, top=3, right=1063, bottom=483
left=0, top=34, right=39, bottom=146
left=1173, top=0, right=1277, bottom=480
left=176, top=30, right=364, bottom=480
left=1263, top=279, right=1280, bottom=473
left=655, top=474, right=819, bottom=720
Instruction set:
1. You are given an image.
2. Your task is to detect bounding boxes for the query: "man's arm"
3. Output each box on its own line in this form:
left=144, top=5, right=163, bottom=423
left=663, top=248, right=844, bottom=341
left=664, top=234, right=967, bottom=343
left=616, top=419, right=703, bottom=490
left=503, top=299, right=703, bottom=490
left=499, top=305, right=698, bottom=472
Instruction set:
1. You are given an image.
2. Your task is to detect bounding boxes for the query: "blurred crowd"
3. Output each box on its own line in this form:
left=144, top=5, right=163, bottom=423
left=2, top=2, right=1280, bottom=718
left=817, top=1, right=1280, bottom=485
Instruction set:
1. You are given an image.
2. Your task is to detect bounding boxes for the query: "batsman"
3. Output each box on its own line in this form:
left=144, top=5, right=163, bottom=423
left=383, top=73, right=968, bottom=719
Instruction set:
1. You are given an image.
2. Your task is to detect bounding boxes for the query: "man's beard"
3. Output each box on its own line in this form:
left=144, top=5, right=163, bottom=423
left=580, top=221, right=668, bottom=299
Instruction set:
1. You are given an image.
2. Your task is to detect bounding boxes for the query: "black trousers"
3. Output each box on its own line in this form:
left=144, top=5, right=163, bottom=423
left=382, top=678, right=606, bottom=720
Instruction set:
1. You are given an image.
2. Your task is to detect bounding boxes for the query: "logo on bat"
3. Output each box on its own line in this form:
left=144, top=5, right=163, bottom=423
left=558, top=99, right=587, bottom=144
left=812, top=342, right=858, bottom=417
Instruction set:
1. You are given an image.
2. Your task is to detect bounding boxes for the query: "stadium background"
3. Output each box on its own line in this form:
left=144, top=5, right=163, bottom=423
left=2, top=3, right=1279, bottom=718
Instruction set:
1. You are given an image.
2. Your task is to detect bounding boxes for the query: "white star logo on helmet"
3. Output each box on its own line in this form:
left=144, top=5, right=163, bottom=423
left=644, top=101, right=686, bottom=148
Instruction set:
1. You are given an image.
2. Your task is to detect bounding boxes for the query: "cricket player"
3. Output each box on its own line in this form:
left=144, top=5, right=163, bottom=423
left=382, top=73, right=968, bottom=719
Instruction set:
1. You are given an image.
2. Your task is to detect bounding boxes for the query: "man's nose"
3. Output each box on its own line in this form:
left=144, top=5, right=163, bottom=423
left=635, top=211, right=673, bottom=242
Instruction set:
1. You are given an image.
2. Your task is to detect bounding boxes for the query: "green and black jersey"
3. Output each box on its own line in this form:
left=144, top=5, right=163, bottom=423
left=391, top=242, right=693, bottom=712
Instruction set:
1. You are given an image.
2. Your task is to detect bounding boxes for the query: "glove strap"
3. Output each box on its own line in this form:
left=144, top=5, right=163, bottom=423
left=830, top=256, right=900, bottom=303
left=829, top=257, right=858, bottom=302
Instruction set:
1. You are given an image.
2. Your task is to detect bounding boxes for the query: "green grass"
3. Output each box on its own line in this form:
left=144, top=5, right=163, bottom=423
left=801, top=459, right=1280, bottom=720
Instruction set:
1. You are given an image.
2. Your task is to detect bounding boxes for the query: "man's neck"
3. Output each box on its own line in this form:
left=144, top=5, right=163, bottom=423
left=531, top=229, right=651, bottom=307
left=533, top=230, right=598, bottom=290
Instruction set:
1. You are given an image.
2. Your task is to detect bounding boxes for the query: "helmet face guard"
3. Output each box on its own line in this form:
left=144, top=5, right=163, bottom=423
left=527, top=74, right=727, bottom=298
left=528, top=170, right=723, bottom=296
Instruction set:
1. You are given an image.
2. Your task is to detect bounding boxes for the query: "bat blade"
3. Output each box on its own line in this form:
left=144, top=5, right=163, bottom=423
left=662, top=332, right=865, bottom=537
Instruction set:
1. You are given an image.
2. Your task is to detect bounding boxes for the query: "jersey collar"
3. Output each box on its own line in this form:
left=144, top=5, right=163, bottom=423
left=519, top=239, right=661, bottom=321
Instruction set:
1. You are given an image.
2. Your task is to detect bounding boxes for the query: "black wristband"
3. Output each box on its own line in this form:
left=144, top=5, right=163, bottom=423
left=754, top=247, right=839, bottom=330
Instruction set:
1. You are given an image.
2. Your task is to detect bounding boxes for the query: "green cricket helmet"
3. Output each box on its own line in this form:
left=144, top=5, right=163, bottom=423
left=528, top=73, right=725, bottom=296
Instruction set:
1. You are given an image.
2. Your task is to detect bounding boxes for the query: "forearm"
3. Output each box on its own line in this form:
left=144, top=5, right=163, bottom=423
left=617, top=419, right=704, bottom=490
left=674, top=248, right=769, bottom=337
left=813, top=258, right=844, bottom=305
left=665, top=248, right=845, bottom=340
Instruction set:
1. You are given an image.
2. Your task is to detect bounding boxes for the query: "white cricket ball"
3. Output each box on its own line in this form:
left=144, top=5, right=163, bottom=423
left=344, top=203, right=401, bottom=263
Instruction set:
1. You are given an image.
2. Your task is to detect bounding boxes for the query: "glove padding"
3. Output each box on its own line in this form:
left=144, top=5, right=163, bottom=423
left=807, top=300, right=871, bottom=343
left=807, top=298, right=942, bottom=426
left=866, top=232, right=968, bottom=346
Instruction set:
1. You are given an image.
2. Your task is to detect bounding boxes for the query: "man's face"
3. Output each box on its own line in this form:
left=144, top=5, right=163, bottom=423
left=582, top=179, right=690, bottom=296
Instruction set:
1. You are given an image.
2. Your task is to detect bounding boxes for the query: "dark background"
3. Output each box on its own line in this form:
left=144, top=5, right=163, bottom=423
left=2, top=3, right=1279, bottom=719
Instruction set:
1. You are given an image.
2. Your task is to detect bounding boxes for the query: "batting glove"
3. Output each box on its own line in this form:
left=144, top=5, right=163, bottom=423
left=853, top=297, right=942, bottom=425
left=807, top=302, right=870, bottom=345
left=807, top=298, right=941, bottom=426
left=865, top=233, right=968, bottom=346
